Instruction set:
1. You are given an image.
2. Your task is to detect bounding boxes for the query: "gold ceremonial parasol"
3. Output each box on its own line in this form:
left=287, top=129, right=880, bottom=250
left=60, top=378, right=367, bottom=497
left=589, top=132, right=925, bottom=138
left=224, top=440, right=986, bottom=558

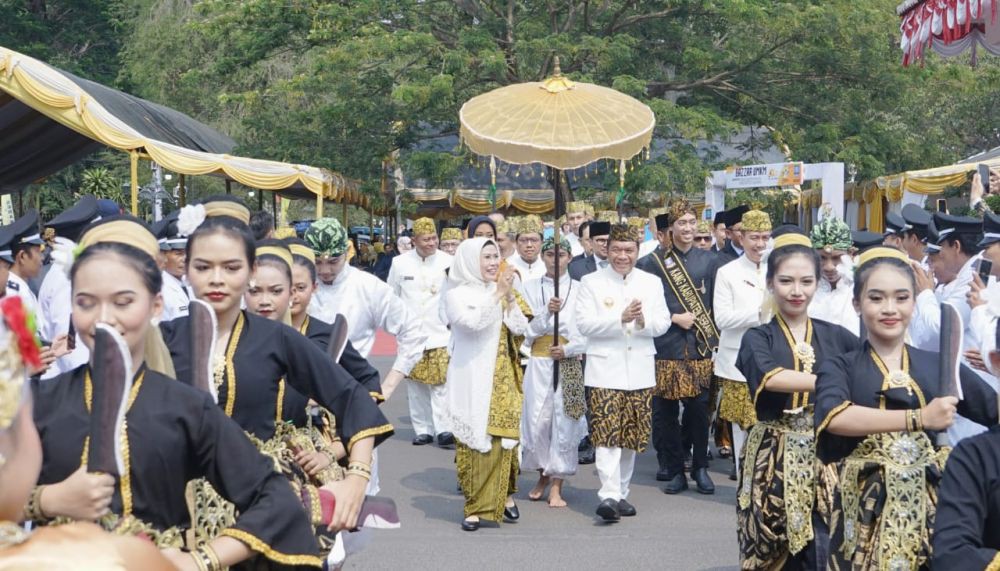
left=459, top=57, right=655, bottom=387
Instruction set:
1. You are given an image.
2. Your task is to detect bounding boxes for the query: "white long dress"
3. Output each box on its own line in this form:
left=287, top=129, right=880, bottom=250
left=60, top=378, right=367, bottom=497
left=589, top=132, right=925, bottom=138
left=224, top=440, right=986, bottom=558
left=520, top=273, right=587, bottom=478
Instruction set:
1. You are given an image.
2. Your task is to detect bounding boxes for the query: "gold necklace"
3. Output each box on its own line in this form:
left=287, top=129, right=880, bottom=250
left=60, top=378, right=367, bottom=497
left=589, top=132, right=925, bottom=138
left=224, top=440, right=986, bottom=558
left=0, top=521, right=28, bottom=549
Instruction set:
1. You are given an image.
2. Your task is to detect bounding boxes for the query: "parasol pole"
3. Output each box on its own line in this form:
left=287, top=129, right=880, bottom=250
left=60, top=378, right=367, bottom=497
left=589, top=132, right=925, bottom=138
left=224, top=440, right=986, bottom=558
left=549, top=166, right=564, bottom=390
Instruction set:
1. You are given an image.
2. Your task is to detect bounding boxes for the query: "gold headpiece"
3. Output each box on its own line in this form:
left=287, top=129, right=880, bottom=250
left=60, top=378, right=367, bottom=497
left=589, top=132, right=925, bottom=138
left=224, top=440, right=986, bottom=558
left=741, top=210, right=772, bottom=233
left=256, top=245, right=293, bottom=269
left=288, top=243, right=316, bottom=263
left=496, top=219, right=512, bottom=234
left=515, top=215, right=544, bottom=235
left=79, top=219, right=161, bottom=260
left=648, top=207, right=668, bottom=219
left=583, top=204, right=595, bottom=216
left=203, top=200, right=251, bottom=225
left=441, top=228, right=463, bottom=241
left=273, top=227, right=297, bottom=240
left=597, top=210, right=620, bottom=223
left=566, top=201, right=588, bottom=215
left=412, top=218, right=437, bottom=236
left=773, top=233, right=812, bottom=250
left=695, top=220, right=712, bottom=233
left=857, top=246, right=911, bottom=268
left=626, top=216, right=646, bottom=229
left=608, top=223, right=641, bottom=243
left=668, top=198, right=694, bottom=221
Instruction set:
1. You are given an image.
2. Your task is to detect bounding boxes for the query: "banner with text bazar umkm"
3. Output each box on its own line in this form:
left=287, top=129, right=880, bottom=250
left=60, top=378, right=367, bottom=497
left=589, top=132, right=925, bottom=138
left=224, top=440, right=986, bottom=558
left=724, top=162, right=804, bottom=190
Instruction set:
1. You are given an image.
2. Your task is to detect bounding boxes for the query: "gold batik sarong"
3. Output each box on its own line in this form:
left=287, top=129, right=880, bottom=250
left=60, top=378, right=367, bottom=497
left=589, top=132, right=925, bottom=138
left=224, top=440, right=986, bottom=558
left=456, top=438, right=519, bottom=521
left=655, top=358, right=713, bottom=400
left=587, top=387, right=652, bottom=451
left=737, top=407, right=819, bottom=569
left=409, top=347, right=450, bottom=385
left=829, top=430, right=948, bottom=571
left=718, top=378, right=757, bottom=430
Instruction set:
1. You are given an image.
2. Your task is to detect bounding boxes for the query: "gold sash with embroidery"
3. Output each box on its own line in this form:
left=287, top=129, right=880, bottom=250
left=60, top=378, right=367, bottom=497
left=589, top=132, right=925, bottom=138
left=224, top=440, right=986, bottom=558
left=652, top=248, right=719, bottom=357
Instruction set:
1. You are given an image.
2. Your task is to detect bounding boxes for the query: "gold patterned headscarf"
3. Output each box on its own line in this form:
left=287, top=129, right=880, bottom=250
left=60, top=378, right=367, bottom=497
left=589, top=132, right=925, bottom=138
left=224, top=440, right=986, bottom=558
left=695, top=220, right=712, bottom=234
left=441, top=228, right=463, bottom=241
left=608, top=223, right=641, bottom=243
left=566, top=201, right=588, bottom=215
left=412, top=218, right=437, bottom=237
left=515, top=215, right=544, bottom=235
left=741, top=210, right=772, bottom=233
left=597, top=210, right=619, bottom=223
left=668, top=198, right=694, bottom=222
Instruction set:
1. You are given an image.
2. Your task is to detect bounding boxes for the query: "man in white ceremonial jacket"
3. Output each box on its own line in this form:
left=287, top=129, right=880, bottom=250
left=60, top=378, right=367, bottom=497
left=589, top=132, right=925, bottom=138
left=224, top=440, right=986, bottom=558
left=713, top=209, right=771, bottom=476
left=521, top=236, right=587, bottom=508
left=808, top=214, right=860, bottom=336
left=387, top=217, right=456, bottom=448
left=576, top=223, right=670, bottom=522
left=306, top=217, right=426, bottom=401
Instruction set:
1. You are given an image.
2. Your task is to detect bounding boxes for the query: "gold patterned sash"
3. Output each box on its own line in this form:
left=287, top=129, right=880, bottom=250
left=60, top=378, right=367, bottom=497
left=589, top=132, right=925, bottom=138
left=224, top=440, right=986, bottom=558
left=651, top=249, right=718, bottom=357
left=738, top=406, right=817, bottom=554
left=530, top=335, right=569, bottom=357
left=839, top=430, right=948, bottom=569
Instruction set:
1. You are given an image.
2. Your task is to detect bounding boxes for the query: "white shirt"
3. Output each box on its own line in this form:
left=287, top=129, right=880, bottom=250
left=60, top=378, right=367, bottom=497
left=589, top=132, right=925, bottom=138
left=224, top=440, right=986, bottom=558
left=523, top=273, right=585, bottom=358
left=7, top=271, right=39, bottom=329
left=713, top=255, right=767, bottom=382
left=566, top=232, right=585, bottom=257
left=507, top=254, right=546, bottom=284
left=309, top=265, right=426, bottom=374
left=387, top=249, right=453, bottom=349
left=575, top=266, right=670, bottom=390
left=809, top=276, right=859, bottom=336
left=37, top=262, right=88, bottom=379
left=910, top=254, right=978, bottom=352
left=639, top=238, right=658, bottom=259
left=161, top=271, right=191, bottom=322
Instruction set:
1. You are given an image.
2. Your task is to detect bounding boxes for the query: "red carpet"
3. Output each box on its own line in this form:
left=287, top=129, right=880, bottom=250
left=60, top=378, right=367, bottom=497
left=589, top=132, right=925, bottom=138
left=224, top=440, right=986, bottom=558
left=371, top=329, right=398, bottom=356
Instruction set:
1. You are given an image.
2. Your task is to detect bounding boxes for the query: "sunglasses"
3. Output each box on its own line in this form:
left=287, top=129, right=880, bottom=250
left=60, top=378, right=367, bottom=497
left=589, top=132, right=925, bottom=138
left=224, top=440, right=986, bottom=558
left=694, top=236, right=712, bottom=242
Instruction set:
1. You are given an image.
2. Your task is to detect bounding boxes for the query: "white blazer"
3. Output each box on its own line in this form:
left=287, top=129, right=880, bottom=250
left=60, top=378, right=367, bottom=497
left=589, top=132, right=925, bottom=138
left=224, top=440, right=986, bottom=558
left=713, top=255, right=766, bottom=382
left=575, top=266, right=671, bottom=391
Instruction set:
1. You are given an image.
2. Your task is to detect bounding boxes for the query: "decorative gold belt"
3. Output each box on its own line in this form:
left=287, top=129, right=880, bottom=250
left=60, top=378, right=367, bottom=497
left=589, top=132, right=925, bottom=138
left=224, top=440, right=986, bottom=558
left=530, top=335, right=568, bottom=357
left=839, top=429, right=946, bottom=569
left=739, top=406, right=816, bottom=555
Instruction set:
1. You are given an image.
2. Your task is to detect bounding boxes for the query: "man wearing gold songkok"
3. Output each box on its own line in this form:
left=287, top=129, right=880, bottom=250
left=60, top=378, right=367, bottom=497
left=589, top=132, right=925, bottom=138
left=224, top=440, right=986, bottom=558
left=809, top=213, right=860, bottom=335
left=694, top=219, right=714, bottom=250
left=637, top=200, right=718, bottom=495
left=387, top=217, right=456, bottom=447
left=439, top=227, right=463, bottom=256
left=565, top=201, right=589, bottom=257
left=575, top=223, right=670, bottom=522
left=507, top=215, right=547, bottom=286
left=713, top=209, right=771, bottom=475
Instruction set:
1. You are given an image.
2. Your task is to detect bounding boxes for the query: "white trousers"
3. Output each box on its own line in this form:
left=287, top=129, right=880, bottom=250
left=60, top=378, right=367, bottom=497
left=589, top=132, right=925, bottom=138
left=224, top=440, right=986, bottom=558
left=595, top=447, right=636, bottom=501
left=733, top=425, right=748, bottom=473
left=407, top=381, right=451, bottom=436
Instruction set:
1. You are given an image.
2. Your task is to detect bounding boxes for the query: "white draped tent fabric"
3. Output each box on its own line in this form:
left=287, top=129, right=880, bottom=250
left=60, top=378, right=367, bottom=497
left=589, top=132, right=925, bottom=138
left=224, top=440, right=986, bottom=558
left=899, top=0, right=1000, bottom=65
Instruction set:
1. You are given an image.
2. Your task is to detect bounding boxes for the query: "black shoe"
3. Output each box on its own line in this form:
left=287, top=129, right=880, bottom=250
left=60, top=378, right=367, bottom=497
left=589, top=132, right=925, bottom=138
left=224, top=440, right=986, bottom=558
left=412, top=434, right=433, bottom=446
left=578, top=437, right=591, bottom=452
left=437, top=432, right=455, bottom=447
left=596, top=499, right=620, bottom=522
left=729, top=462, right=737, bottom=481
left=617, top=499, right=637, bottom=517
left=578, top=447, right=596, bottom=465
left=655, top=468, right=673, bottom=482
left=662, top=473, right=688, bottom=495
left=461, top=518, right=480, bottom=531
left=692, top=468, right=716, bottom=495
left=503, top=503, right=519, bottom=522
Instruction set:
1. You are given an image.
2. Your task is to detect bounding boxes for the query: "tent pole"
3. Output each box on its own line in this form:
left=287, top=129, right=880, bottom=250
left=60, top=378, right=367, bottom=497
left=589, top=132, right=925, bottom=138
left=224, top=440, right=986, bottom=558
left=271, top=191, right=278, bottom=219
left=257, top=188, right=264, bottom=211
left=316, top=191, right=323, bottom=218
left=343, top=201, right=348, bottom=228
left=130, top=150, right=139, bottom=215
left=226, top=180, right=232, bottom=195
left=178, top=174, right=186, bottom=207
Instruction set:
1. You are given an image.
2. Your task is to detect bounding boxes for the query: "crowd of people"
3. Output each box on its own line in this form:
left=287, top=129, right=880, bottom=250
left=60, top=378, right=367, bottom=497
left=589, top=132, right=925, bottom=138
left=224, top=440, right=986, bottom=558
left=3, top=185, right=1000, bottom=569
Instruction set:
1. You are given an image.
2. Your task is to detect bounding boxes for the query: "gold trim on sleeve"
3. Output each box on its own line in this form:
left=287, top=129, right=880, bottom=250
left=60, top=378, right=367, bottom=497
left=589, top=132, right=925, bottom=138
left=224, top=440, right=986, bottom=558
left=346, top=423, right=394, bottom=452
left=220, top=528, right=323, bottom=567
left=754, top=367, right=785, bottom=403
left=817, top=401, right=852, bottom=435
left=986, top=552, right=1000, bottom=571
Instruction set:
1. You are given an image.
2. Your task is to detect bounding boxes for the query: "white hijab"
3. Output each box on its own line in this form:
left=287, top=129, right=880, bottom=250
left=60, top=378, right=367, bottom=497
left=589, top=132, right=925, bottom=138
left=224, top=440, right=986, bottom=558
left=449, top=237, right=499, bottom=291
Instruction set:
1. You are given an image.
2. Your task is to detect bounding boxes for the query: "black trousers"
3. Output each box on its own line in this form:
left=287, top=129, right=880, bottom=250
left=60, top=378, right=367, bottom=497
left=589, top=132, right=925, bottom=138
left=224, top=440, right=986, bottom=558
left=652, top=388, right=710, bottom=475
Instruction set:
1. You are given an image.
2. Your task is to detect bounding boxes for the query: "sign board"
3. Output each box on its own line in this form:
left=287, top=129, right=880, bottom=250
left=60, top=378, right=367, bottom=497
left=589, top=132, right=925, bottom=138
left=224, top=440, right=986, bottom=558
left=724, top=162, right=804, bottom=190
left=0, top=195, right=13, bottom=225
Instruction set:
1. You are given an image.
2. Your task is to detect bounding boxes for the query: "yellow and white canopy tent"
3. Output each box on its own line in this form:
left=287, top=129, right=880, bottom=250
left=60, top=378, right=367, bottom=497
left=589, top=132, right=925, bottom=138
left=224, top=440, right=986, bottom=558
left=0, top=45, right=366, bottom=216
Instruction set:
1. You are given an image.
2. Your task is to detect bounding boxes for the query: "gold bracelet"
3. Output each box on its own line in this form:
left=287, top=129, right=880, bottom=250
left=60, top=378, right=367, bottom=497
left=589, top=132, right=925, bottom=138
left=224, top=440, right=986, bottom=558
left=347, top=468, right=372, bottom=481
left=190, top=550, right=209, bottom=571
left=915, top=408, right=924, bottom=432
left=201, top=544, right=222, bottom=571
left=25, top=485, right=47, bottom=521
left=905, top=410, right=913, bottom=432
left=347, top=460, right=371, bottom=471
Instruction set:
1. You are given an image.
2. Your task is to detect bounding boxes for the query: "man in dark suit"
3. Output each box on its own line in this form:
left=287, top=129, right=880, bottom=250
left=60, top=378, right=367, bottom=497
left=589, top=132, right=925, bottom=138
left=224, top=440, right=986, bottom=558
left=711, top=211, right=727, bottom=253
left=568, top=221, right=610, bottom=281
left=715, top=204, right=749, bottom=264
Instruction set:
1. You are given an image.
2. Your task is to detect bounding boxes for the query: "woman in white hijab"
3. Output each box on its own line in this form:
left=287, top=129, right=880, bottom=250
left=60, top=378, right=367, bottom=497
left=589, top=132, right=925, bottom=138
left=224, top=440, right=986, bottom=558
left=445, top=237, right=531, bottom=531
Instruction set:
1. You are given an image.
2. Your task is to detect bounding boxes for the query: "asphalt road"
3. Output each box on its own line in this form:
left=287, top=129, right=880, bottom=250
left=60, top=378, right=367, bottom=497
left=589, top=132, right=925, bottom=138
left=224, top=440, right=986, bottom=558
left=349, top=356, right=739, bottom=570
